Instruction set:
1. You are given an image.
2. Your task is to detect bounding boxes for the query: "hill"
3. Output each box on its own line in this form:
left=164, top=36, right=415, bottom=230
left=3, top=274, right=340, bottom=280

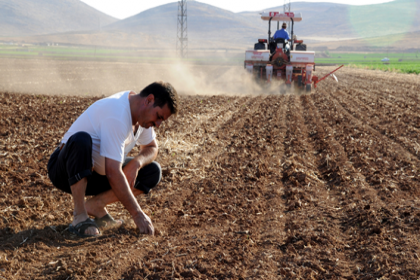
left=240, top=0, right=420, bottom=40
left=104, top=1, right=265, bottom=49
left=103, top=0, right=420, bottom=47
left=0, top=0, right=117, bottom=37
left=311, top=29, right=420, bottom=52
left=1, top=0, right=419, bottom=51
left=239, top=2, right=354, bottom=39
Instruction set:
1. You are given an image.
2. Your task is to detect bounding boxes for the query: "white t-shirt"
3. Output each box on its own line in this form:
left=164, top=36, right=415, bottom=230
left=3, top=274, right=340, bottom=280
left=61, top=91, right=156, bottom=175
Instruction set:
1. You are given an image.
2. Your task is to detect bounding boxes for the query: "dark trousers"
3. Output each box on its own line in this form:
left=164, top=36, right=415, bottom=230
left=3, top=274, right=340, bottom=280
left=47, top=131, right=161, bottom=196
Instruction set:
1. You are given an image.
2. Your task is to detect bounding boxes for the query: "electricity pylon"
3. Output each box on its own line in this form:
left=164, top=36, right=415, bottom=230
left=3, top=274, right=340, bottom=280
left=176, top=0, right=188, bottom=58
left=284, top=0, right=291, bottom=34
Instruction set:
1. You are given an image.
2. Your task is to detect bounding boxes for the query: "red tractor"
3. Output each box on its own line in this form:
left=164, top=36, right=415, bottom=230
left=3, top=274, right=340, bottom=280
left=244, top=11, right=343, bottom=93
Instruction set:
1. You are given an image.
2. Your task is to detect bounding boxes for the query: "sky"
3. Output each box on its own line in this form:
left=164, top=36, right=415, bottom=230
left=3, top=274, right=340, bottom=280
left=80, top=0, right=395, bottom=20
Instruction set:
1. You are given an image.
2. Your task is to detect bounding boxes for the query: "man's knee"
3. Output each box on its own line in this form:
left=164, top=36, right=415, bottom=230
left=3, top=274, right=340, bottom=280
left=64, top=131, right=93, bottom=163
left=148, top=161, right=162, bottom=186
left=134, top=161, right=162, bottom=194
left=144, top=161, right=162, bottom=189
left=68, top=132, right=92, bottom=147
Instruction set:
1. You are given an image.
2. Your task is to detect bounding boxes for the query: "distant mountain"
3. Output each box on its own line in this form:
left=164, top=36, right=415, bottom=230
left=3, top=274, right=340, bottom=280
left=239, top=0, right=420, bottom=39
left=101, top=0, right=420, bottom=48
left=343, top=0, right=420, bottom=38
left=238, top=2, right=353, bottom=39
left=0, top=0, right=117, bottom=36
left=104, top=1, right=265, bottom=49
left=310, top=29, right=420, bottom=52
left=2, top=0, right=419, bottom=51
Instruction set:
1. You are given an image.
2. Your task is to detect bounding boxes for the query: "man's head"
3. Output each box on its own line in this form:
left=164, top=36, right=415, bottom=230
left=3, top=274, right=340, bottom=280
left=139, top=81, right=179, bottom=115
left=135, top=81, right=179, bottom=129
left=282, top=22, right=287, bottom=29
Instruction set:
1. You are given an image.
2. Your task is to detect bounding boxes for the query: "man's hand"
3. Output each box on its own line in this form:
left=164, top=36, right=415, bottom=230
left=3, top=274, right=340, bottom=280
left=133, top=211, right=154, bottom=235
left=105, top=139, right=158, bottom=237
left=105, top=158, right=153, bottom=235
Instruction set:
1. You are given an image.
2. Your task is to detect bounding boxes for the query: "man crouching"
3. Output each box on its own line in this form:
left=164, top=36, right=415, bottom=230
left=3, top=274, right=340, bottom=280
left=47, top=81, right=179, bottom=237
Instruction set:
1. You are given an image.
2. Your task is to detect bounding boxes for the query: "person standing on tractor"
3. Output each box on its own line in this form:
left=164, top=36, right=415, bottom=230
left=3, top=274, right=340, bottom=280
left=47, top=81, right=179, bottom=237
left=273, top=22, right=290, bottom=41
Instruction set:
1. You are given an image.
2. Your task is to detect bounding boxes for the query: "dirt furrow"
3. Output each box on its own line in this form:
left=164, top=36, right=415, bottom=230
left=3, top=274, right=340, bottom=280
left=311, top=90, right=420, bottom=279
left=302, top=94, right=371, bottom=195
left=155, top=95, right=251, bottom=169
left=346, top=87, right=420, bottom=126
left=349, top=87, right=420, bottom=129
left=313, top=91, right=420, bottom=197
left=323, top=67, right=420, bottom=102
left=280, top=95, right=322, bottom=207
left=302, top=93, right=397, bottom=277
left=204, top=95, right=288, bottom=278
left=269, top=94, right=352, bottom=278
left=331, top=88, right=420, bottom=162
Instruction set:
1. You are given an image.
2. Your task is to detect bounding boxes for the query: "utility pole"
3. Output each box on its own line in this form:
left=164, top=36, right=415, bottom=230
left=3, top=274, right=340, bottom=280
left=283, top=0, right=291, bottom=16
left=283, top=0, right=291, bottom=34
left=176, top=0, right=188, bottom=58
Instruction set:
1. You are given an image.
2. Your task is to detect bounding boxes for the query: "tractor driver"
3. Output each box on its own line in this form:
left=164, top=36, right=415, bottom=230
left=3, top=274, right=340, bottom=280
left=273, top=22, right=290, bottom=42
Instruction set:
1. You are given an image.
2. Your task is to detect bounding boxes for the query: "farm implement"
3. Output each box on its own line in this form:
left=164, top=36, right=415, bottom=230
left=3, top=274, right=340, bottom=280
left=244, top=11, right=343, bottom=93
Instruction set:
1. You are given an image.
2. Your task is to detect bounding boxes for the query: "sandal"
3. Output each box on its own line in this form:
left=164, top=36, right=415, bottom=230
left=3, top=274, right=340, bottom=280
left=68, top=218, right=100, bottom=238
left=94, top=213, right=124, bottom=229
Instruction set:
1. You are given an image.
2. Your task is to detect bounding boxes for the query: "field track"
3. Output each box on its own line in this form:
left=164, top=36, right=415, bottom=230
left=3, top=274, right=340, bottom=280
left=1, top=66, right=420, bottom=279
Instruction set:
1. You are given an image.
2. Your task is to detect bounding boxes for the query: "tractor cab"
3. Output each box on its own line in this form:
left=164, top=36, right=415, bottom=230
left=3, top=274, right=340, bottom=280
left=261, top=12, right=303, bottom=54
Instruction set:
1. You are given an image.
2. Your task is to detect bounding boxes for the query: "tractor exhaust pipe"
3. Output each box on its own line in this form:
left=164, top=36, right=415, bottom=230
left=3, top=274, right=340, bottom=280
left=290, top=17, right=294, bottom=51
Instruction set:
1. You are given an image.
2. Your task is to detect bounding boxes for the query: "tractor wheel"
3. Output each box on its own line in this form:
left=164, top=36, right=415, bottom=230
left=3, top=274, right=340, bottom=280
left=305, top=84, right=312, bottom=92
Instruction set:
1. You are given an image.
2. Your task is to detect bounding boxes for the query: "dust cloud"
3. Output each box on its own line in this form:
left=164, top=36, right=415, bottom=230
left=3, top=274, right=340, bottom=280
left=0, top=57, right=286, bottom=97
left=156, top=62, right=282, bottom=96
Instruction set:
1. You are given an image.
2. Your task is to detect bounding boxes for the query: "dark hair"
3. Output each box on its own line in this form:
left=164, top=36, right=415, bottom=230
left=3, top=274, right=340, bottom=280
left=139, top=81, right=179, bottom=115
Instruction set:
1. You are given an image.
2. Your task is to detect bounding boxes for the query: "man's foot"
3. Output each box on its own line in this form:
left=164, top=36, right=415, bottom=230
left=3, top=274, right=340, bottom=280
left=69, top=218, right=100, bottom=238
left=85, top=201, right=123, bottom=229
left=95, top=213, right=124, bottom=229
left=85, top=199, right=108, bottom=220
left=71, top=214, right=100, bottom=237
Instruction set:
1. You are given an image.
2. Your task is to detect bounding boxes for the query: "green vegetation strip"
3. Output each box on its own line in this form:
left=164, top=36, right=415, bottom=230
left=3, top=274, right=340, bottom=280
left=315, top=51, right=420, bottom=74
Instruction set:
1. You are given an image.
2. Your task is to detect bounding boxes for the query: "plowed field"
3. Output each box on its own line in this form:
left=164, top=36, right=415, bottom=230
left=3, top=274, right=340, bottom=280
left=1, top=63, right=420, bottom=280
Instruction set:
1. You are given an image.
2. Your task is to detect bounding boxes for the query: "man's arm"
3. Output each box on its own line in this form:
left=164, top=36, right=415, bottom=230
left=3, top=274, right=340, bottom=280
left=105, top=158, right=154, bottom=235
left=123, top=139, right=158, bottom=188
